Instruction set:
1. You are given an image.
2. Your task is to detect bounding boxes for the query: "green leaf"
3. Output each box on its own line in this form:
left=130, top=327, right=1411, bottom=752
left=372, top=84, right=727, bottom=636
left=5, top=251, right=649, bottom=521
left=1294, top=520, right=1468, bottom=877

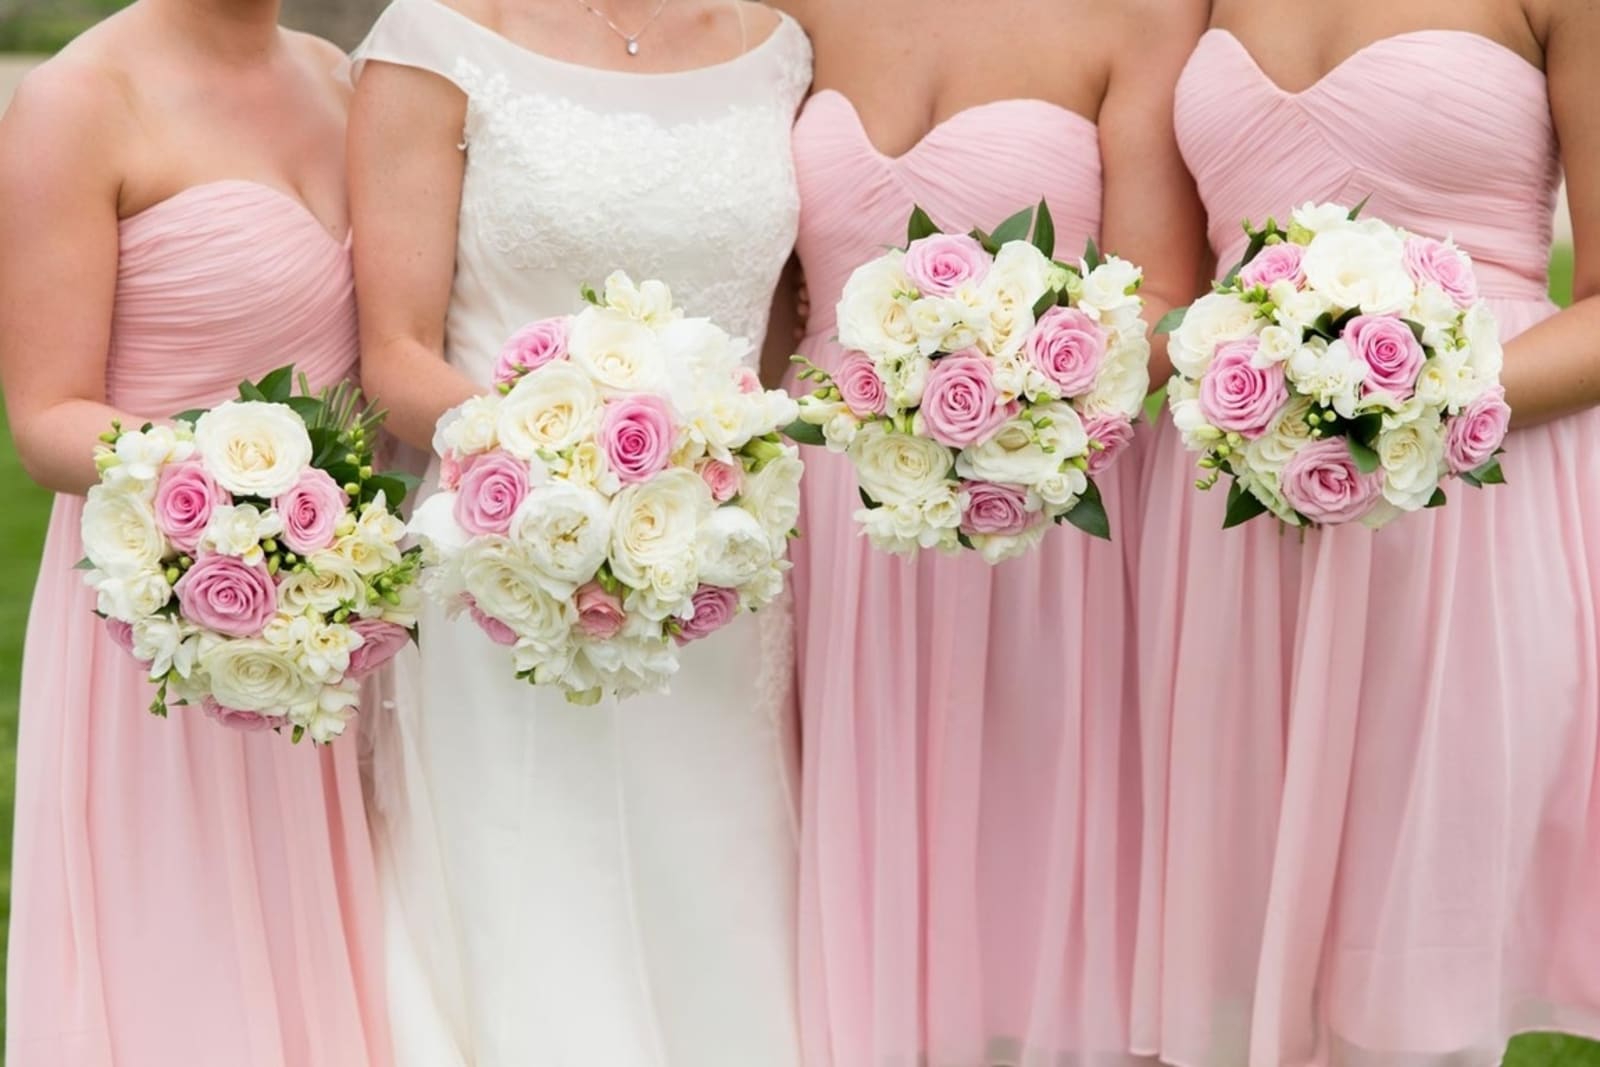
left=284, top=396, right=325, bottom=424
left=238, top=381, right=268, bottom=403
left=782, top=418, right=827, bottom=447
left=906, top=206, right=940, bottom=244
left=1143, top=383, right=1168, bottom=425
left=1347, top=195, right=1372, bottom=220
left=254, top=365, right=296, bottom=404
left=74, top=556, right=95, bottom=571
left=858, top=487, right=882, bottom=511
left=1403, top=319, right=1427, bottom=343
left=1062, top=480, right=1111, bottom=540
left=1221, top=229, right=1269, bottom=286
left=1347, top=412, right=1384, bottom=444
left=1082, top=237, right=1103, bottom=272
left=1346, top=437, right=1381, bottom=474
left=580, top=283, right=601, bottom=305
left=1031, top=198, right=1056, bottom=257
left=1425, top=486, right=1448, bottom=508
left=1031, top=290, right=1059, bottom=319
left=1222, top=479, right=1270, bottom=529
left=956, top=531, right=976, bottom=551
left=1458, top=469, right=1483, bottom=488
left=991, top=205, right=1034, bottom=246
left=1155, top=306, right=1189, bottom=335
left=364, top=474, right=414, bottom=510
left=1473, top=459, right=1506, bottom=485
left=968, top=226, right=1000, bottom=255
left=171, top=407, right=208, bottom=425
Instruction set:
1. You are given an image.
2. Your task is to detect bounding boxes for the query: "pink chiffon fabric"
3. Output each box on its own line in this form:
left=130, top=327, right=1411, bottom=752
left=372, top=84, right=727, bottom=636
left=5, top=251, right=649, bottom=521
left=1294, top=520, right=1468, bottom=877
left=1135, top=31, right=1600, bottom=1067
left=790, top=90, right=1150, bottom=1067
left=5, top=181, right=391, bottom=1067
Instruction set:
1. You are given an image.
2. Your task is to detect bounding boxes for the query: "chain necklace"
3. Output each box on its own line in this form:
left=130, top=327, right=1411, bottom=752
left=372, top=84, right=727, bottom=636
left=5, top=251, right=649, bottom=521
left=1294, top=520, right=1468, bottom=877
left=569, top=0, right=673, bottom=56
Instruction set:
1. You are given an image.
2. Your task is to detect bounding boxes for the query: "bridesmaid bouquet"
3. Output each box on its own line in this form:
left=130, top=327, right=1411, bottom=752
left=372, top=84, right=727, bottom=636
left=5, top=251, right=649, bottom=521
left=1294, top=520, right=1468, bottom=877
left=80, top=368, right=423, bottom=743
left=787, top=202, right=1150, bottom=562
left=1160, top=201, right=1509, bottom=529
left=409, top=272, right=802, bottom=705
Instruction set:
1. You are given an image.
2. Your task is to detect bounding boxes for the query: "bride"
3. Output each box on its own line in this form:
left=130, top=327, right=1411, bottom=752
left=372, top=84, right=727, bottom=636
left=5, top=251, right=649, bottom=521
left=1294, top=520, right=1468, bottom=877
left=345, top=0, right=810, bottom=1061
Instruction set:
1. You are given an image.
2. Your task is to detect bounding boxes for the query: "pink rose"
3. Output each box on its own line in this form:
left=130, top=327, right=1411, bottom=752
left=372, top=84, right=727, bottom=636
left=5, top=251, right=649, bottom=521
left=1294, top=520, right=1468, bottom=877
left=575, top=582, right=627, bottom=640
left=698, top=459, right=743, bottom=503
left=599, top=395, right=677, bottom=485
left=465, top=598, right=519, bottom=647
left=1238, top=242, right=1306, bottom=290
left=919, top=352, right=1017, bottom=448
left=674, top=585, right=740, bottom=645
left=959, top=481, right=1036, bottom=536
left=1081, top=413, right=1136, bottom=476
left=174, top=554, right=277, bottom=637
left=104, top=617, right=145, bottom=663
left=202, top=696, right=285, bottom=733
left=1198, top=338, right=1288, bottom=439
left=734, top=367, right=762, bottom=394
left=1345, top=314, right=1425, bottom=399
left=453, top=450, right=530, bottom=536
left=835, top=351, right=888, bottom=417
left=1026, top=306, right=1107, bottom=397
left=345, top=618, right=411, bottom=678
left=1279, top=438, right=1383, bottom=524
left=1403, top=236, right=1478, bottom=308
left=903, top=233, right=992, bottom=297
left=494, top=316, right=571, bottom=385
left=153, top=460, right=229, bottom=553
left=1445, top=387, right=1511, bottom=473
left=275, top=467, right=348, bottom=555
left=440, top=450, right=466, bottom=491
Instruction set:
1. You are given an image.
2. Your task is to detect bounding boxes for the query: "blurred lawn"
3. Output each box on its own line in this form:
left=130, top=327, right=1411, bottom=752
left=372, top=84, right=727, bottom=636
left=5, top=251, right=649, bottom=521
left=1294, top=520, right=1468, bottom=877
left=0, top=249, right=1591, bottom=1057
left=0, top=0, right=128, bottom=52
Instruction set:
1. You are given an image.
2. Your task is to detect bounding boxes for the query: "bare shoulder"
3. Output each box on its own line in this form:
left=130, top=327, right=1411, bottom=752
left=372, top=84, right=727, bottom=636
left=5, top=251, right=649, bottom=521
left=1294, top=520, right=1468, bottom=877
left=285, top=28, right=349, bottom=70
left=764, top=0, right=826, bottom=34
left=1108, top=0, right=1210, bottom=54
left=2, top=51, right=130, bottom=164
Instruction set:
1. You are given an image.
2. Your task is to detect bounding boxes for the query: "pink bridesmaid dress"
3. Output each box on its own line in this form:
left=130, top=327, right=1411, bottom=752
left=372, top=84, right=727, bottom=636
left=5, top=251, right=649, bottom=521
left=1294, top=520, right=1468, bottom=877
left=6, top=181, right=390, bottom=1067
left=790, top=91, right=1148, bottom=1066
left=1135, top=30, right=1600, bottom=1067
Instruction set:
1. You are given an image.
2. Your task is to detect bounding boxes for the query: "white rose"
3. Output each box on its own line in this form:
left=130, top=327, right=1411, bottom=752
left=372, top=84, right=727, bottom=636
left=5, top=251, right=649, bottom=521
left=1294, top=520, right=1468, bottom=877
left=554, top=440, right=622, bottom=496
left=822, top=411, right=860, bottom=450
left=201, top=638, right=311, bottom=713
left=919, top=483, right=965, bottom=531
left=1169, top=292, right=1261, bottom=379
left=955, top=404, right=1086, bottom=485
left=1291, top=201, right=1355, bottom=236
left=286, top=684, right=360, bottom=744
left=624, top=557, right=700, bottom=622
left=970, top=522, right=1049, bottom=565
left=985, top=241, right=1057, bottom=310
left=1080, top=337, right=1152, bottom=418
left=81, top=484, right=166, bottom=577
left=1300, top=225, right=1415, bottom=315
left=281, top=615, right=364, bottom=683
left=1377, top=418, right=1447, bottom=511
left=848, top=424, right=954, bottom=507
left=1031, top=466, right=1090, bottom=510
left=457, top=535, right=573, bottom=642
left=1242, top=395, right=1317, bottom=477
left=89, top=567, right=172, bottom=623
left=437, top=395, right=501, bottom=456
left=658, top=317, right=750, bottom=399
left=1289, top=337, right=1367, bottom=418
left=200, top=503, right=284, bottom=565
left=278, top=551, right=368, bottom=616
left=114, top=424, right=192, bottom=483
left=740, top=452, right=804, bottom=547
left=836, top=252, right=920, bottom=362
left=407, top=491, right=469, bottom=553
left=908, top=296, right=981, bottom=355
left=497, top=361, right=602, bottom=459
left=509, top=482, right=612, bottom=598
left=602, top=270, right=678, bottom=326
left=1460, top=302, right=1504, bottom=380
left=567, top=306, right=670, bottom=394
left=1078, top=257, right=1144, bottom=320
left=193, top=401, right=314, bottom=498
left=131, top=614, right=201, bottom=678
left=607, top=469, right=712, bottom=588
left=695, top=506, right=773, bottom=588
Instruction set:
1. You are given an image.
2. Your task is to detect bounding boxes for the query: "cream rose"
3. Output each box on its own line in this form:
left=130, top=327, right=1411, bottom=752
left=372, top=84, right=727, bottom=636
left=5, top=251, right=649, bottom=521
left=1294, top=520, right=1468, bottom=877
left=1242, top=395, right=1316, bottom=476
left=201, top=638, right=311, bottom=713
left=607, top=469, right=712, bottom=588
left=82, top=484, right=167, bottom=577
left=740, top=452, right=804, bottom=547
left=1377, top=418, right=1447, bottom=511
left=278, top=551, right=368, bottom=616
left=848, top=424, right=954, bottom=506
left=1170, top=292, right=1261, bottom=379
left=497, top=361, right=602, bottom=459
left=1079, top=338, right=1151, bottom=418
left=89, top=567, right=173, bottom=623
left=1300, top=225, right=1415, bottom=315
left=193, top=401, right=314, bottom=498
left=438, top=395, right=502, bottom=456
left=567, top=306, right=670, bottom=394
left=836, top=253, right=920, bottom=362
left=955, top=404, right=1086, bottom=486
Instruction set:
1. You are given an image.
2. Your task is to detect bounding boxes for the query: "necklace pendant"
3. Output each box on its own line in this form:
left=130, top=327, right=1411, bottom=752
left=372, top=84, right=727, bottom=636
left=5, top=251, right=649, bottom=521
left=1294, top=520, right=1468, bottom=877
left=625, top=36, right=640, bottom=55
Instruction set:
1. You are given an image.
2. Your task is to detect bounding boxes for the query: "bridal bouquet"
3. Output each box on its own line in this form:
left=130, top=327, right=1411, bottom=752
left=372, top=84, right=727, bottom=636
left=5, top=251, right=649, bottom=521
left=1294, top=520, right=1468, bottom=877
left=81, top=367, right=423, bottom=743
left=410, top=272, right=802, bottom=704
left=1161, top=201, right=1509, bottom=529
left=787, top=202, right=1150, bottom=562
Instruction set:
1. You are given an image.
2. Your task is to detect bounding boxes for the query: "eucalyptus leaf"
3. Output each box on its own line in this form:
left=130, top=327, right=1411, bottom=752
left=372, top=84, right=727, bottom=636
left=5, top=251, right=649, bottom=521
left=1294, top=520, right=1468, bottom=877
left=991, top=206, right=1034, bottom=246
left=782, top=419, right=827, bottom=447
left=1031, top=199, right=1056, bottom=257
left=1222, top=480, right=1270, bottom=529
left=1063, top=480, right=1111, bottom=540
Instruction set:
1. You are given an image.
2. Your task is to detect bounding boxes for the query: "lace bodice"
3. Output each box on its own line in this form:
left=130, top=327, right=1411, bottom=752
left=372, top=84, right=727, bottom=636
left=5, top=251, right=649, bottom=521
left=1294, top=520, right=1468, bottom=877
left=350, top=0, right=811, bottom=385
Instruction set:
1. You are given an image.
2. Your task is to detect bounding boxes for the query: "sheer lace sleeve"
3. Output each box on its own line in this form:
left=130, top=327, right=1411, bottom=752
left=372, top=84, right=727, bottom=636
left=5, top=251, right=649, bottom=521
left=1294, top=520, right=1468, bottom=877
left=347, top=0, right=479, bottom=91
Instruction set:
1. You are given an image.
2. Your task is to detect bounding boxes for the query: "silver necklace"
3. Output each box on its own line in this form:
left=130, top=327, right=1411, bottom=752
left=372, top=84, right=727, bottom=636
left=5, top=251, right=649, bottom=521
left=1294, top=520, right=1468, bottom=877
left=570, top=0, right=672, bottom=56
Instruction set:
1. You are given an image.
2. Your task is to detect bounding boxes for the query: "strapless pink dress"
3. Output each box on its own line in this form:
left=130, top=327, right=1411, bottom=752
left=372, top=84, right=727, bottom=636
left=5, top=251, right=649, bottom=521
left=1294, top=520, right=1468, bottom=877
left=790, top=90, right=1149, bottom=1066
left=6, top=182, right=390, bottom=1067
left=1135, top=31, right=1600, bottom=1067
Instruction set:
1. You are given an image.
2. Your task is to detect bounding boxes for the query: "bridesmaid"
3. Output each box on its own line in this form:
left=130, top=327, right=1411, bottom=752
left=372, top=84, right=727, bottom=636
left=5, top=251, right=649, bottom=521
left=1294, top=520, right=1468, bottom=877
left=0, top=3, right=390, bottom=1064
left=773, top=0, right=1207, bottom=1063
left=1135, top=1, right=1600, bottom=1064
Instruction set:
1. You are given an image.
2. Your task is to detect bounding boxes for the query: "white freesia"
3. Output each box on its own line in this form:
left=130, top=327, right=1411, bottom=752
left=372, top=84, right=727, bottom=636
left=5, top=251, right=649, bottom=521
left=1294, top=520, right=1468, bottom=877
left=849, top=424, right=954, bottom=507
left=554, top=440, right=622, bottom=496
left=1168, top=377, right=1221, bottom=449
left=497, top=361, right=601, bottom=458
left=339, top=498, right=407, bottom=575
left=200, top=503, right=284, bottom=565
left=970, top=522, right=1049, bottom=565
left=837, top=252, right=920, bottom=362
left=602, top=270, right=678, bottom=326
left=1269, top=279, right=1336, bottom=335
left=695, top=506, right=773, bottom=588
left=1377, top=418, right=1447, bottom=511
left=1300, top=225, right=1414, bottom=315
left=881, top=354, right=932, bottom=412
left=1080, top=338, right=1151, bottom=418
left=81, top=484, right=166, bottom=577
left=909, top=296, right=980, bottom=355
left=955, top=404, right=1087, bottom=486
left=919, top=483, right=965, bottom=531
left=1291, top=201, right=1354, bottom=236
left=509, top=482, right=612, bottom=597
left=985, top=241, right=1057, bottom=309
left=287, top=684, right=360, bottom=744
left=1169, top=292, right=1261, bottom=378
left=740, top=452, right=804, bottom=547
left=90, top=567, right=172, bottom=623
left=201, top=638, right=310, bottom=713
left=1078, top=258, right=1143, bottom=320
left=624, top=557, right=700, bottom=622
left=1460, top=302, right=1504, bottom=380
left=114, top=425, right=193, bottom=483
left=438, top=395, right=502, bottom=456
left=568, top=306, right=670, bottom=394
left=1031, top=466, right=1090, bottom=509
left=280, top=615, right=365, bottom=683
left=1253, top=325, right=1301, bottom=367
left=1289, top=338, right=1367, bottom=418
left=131, top=614, right=202, bottom=679
left=659, top=317, right=750, bottom=395
left=193, top=401, right=314, bottom=498
left=607, top=469, right=712, bottom=588
left=1407, top=284, right=1462, bottom=350
left=822, top=410, right=861, bottom=450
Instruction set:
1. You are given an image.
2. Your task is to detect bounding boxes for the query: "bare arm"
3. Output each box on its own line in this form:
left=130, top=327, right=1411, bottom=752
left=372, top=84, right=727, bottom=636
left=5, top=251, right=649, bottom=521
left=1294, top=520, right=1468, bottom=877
left=0, top=65, right=144, bottom=494
left=348, top=60, right=480, bottom=450
left=1097, top=0, right=1211, bottom=384
left=762, top=256, right=804, bottom=388
left=1500, top=0, right=1600, bottom=428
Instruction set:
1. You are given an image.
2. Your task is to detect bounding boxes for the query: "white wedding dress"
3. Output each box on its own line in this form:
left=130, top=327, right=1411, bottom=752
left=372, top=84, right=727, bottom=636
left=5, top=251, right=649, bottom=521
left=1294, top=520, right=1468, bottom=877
left=349, top=3, right=810, bottom=1063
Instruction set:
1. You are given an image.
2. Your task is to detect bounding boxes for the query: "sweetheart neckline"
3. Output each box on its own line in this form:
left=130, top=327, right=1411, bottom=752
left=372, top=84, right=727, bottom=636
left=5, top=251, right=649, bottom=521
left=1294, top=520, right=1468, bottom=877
left=121, top=180, right=349, bottom=249
left=1205, top=27, right=1545, bottom=99
left=804, top=88, right=1097, bottom=165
